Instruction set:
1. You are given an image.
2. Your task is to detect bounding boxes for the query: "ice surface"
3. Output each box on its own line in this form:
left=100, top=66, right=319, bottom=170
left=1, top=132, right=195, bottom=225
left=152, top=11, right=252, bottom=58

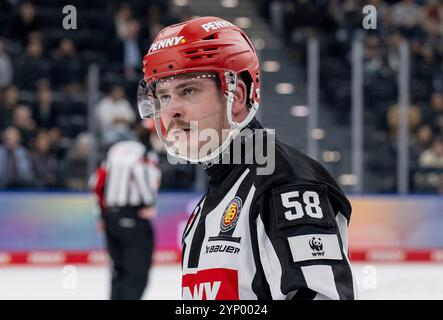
left=0, top=263, right=442, bottom=300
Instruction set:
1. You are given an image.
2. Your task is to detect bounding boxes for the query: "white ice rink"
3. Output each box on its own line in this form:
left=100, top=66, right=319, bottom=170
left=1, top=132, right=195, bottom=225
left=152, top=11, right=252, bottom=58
left=1, top=263, right=442, bottom=300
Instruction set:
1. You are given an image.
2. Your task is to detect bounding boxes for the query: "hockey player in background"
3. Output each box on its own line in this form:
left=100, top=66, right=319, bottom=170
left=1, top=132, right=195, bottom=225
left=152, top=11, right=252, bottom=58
left=92, top=127, right=161, bottom=300
left=137, top=16, right=356, bottom=300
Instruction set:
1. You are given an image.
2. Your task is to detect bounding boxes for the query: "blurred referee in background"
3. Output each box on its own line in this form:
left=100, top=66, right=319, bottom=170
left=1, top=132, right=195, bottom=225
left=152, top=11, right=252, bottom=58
left=91, top=126, right=161, bottom=300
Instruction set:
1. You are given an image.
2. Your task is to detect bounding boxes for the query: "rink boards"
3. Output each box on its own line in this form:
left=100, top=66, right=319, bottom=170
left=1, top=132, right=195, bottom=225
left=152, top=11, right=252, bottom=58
left=1, top=192, right=443, bottom=265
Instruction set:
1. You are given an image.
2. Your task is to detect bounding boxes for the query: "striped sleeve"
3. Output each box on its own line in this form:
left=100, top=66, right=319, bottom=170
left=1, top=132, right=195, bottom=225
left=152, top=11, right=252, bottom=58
left=254, top=182, right=356, bottom=300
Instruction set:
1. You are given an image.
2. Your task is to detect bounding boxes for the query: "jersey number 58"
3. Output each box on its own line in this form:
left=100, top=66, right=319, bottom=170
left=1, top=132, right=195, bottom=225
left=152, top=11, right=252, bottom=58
left=280, top=191, right=323, bottom=220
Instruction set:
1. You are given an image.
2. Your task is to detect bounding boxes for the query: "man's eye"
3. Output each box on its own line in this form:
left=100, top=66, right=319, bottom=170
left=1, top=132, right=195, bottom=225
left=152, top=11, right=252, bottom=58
left=182, top=88, right=196, bottom=96
left=158, top=95, right=170, bottom=102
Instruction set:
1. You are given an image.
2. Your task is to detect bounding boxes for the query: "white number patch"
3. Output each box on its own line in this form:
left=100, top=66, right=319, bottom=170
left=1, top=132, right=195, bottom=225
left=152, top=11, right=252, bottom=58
left=281, top=191, right=323, bottom=221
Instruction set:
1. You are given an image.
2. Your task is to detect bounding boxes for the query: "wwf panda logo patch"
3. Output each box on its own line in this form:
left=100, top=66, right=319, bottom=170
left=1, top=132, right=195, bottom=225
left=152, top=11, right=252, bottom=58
left=309, top=237, right=323, bottom=252
left=287, top=234, right=343, bottom=262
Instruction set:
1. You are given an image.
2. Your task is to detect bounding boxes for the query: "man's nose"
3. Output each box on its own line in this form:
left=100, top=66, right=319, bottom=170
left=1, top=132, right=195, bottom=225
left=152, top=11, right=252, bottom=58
left=165, top=95, right=185, bottom=119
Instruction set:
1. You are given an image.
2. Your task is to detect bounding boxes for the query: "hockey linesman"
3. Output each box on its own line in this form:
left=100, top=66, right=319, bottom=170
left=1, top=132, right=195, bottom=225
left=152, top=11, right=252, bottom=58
left=92, top=133, right=161, bottom=300
left=137, top=16, right=356, bottom=300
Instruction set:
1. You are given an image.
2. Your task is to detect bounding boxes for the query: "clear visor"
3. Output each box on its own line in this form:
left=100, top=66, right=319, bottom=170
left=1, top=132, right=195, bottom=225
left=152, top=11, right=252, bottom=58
left=137, top=71, right=237, bottom=162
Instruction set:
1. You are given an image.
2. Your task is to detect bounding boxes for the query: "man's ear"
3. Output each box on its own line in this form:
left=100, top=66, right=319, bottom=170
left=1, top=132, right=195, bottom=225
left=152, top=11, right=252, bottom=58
left=231, top=79, right=248, bottom=123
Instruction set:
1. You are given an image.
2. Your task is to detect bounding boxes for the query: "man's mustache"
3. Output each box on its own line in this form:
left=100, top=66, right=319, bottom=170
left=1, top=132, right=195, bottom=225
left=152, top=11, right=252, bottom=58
left=167, top=121, right=193, bottom=132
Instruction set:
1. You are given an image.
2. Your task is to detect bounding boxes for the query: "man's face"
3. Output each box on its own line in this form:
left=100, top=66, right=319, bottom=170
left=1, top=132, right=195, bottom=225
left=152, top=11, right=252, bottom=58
left=433, top=141, right=443, bottom=157
left=110, top=87, right=125, bottom=101
left=3, top=128, right=20, bottom=150
left=154, top=73, right=228, bottom=160
left=13, top=106, right=32, bottom=128
left=432, top=93, right=443, bottom=112
left=5, top=86, right=19, bottom=106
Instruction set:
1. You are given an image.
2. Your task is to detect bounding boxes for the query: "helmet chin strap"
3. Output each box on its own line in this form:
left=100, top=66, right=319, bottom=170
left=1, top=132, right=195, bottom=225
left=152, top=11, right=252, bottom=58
left=163, top=90, right=258, bottom=165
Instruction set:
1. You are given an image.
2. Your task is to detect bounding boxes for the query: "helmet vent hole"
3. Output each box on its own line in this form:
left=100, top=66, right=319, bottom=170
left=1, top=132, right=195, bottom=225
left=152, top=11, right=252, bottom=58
left=203, top=34, right=217, bottom=40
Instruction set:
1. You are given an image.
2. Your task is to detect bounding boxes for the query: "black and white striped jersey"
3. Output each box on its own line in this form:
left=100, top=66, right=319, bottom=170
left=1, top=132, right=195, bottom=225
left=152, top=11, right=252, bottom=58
left=92, top=140, right=161, bottom=211
left=181, top=119, right=356, bottom=300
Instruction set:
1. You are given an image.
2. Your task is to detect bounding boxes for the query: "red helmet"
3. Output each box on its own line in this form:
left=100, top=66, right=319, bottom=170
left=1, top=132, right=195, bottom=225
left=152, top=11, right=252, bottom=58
left=142, top=16, right=260, bottom=108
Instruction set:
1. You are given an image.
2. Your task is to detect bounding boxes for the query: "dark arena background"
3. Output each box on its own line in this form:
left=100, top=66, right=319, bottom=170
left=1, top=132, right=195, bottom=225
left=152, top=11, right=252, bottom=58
left=1, top=0, right=443, bottom=300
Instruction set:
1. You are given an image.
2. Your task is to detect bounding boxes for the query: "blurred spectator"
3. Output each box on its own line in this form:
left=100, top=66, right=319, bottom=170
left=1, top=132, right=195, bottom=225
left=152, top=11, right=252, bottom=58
left=114, top=2, right=133, bottom=40
left=433, top=113, right=443, bottom=135
left=122, top=19, right=143, bottom=81
left=423, top=0, right=443, bottom=46
left=137, top=3, right=179, bottom=49
left=146, top=5, right=167, bottom=41
left=47, top=127, right=69, bottom=161
left=0, top=38, right=13, bottom=88
left=429, top=92, right=443, bottom=127
left=63, top=133, right=95, bottom=189
left=387, top=103, right=422, bottom=139
left=31, top=130, right=59, bottom=188
left=0, top=127, right=35, bottom=189
left=423, top=0, right=443, bottom=20
left=341, top=0, right=363, bottom=32
left=282, top=0, right=324, bottom=44
left=110, top=17, right=144, bottom=80
left=410, top=38, right=427, bottom=64
left=392, top=0, right=423, bottom=39
left=26, top=31, right=44, bottom=49
left=419, top=138, right=443, bottom=168
left=413, top=124, right=433, bottom=154
left=12, top=104, right=36, bottom=148
left=32, top=82, right=59, bottom=130
left=96, top=85, right=135, bottom=147
left=419, top=91, right=443, bottom=125
left=370, top=0, right=392, bottom=35
left=10, top=1, right=41, bottom=44
left=387, top=32, right=403, bottom=72
left=16, top=39, right=49, bottom=90
left=50, top=39, right=83, bottom=91
left=269, top=0, right=284, bottom=33
left=364, top=34, right=385, bottom=76
left=0, top=85, right=20, bottom=130
left=425, top=75, right=440, bottom=101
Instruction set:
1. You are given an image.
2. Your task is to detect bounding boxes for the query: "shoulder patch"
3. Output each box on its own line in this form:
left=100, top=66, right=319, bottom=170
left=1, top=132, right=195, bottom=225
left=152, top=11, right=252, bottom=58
left=288, top=234, right=343, bottom=262
left=271, top=183, right=335, bottom=230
